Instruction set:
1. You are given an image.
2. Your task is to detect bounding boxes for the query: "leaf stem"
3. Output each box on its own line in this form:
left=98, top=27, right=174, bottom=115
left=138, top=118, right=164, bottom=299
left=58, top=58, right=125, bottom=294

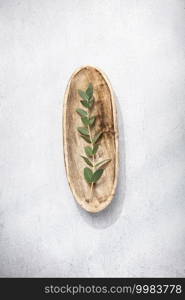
left=87, top=110, right=95, bottom=201
left=90, top=182, right=94, bottom=200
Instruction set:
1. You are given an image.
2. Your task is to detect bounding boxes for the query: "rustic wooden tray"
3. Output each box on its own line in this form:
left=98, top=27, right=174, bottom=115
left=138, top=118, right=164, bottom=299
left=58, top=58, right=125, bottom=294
left=63, top=66, right=118, bottom=213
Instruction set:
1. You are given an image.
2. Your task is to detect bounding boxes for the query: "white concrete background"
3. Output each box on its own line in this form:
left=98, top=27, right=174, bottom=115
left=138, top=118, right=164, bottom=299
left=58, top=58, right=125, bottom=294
left=0, top=0, right=185, bottom=277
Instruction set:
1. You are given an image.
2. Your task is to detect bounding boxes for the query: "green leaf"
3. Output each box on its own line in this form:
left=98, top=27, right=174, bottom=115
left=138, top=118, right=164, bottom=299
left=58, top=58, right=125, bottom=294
left=88, top=97, right=94, bottom=108
left=86, top=83, right=93, bottom=99
left=92, top=131, right=103, bottom=144
left=85, top=146, right=93, bottom=157
left=92, top=143, right=99, bottom=155
left=78, top=90, right=89, bottom=101
left=81, top=100, right=90, bottom=108
left=91, top=169, right=104, bottom=183
left=84, top=167, right=93, bottom=183
left=95, top=159, right=111, bottom=169
left=80, top=135, right=91, bottom=143
left=81, top=156, right=93, bottom=167
left=76, top=108, right=87, bottom=117
left=89, top=116, right=96, bottom=127
left=81, top=116, right=90, bottom=126
left=77, top=127, right=89, bottom=136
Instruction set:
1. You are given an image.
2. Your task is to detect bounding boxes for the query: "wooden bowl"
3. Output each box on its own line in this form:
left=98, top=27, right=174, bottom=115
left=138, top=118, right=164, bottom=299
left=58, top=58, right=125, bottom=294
left=63, top=66, right=118, bottom=213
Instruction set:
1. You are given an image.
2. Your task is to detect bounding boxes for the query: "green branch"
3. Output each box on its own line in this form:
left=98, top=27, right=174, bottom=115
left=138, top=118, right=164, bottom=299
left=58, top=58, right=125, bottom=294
left=76, top=83, right=111, bottom=200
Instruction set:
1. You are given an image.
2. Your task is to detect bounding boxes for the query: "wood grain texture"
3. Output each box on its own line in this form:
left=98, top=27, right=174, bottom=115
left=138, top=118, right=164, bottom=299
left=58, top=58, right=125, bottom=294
left=63, top=66, right=119, bottom=213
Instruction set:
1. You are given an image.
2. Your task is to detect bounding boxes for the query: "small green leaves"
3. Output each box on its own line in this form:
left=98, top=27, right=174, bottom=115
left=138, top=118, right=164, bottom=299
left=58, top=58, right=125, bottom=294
left=81, top=116, right=96, bottom=127
left=78, top=84, right=94, bottom=109
left=78, top=84, right=93, bottom=101
left=95, top=159, right=111, bottom=169
left=84, top=167, right=104, bottom=183
left=76, top=108, right=87, bottom=117
left=86, top=83, right=93, bottom=99
left=85, top=146, right=93, bottom=157
left=77, top=127, right=89, bottom=136
left=92, top=144, right=99, bottom=155
left=81, top=116, right=90, bottom=126
left=80, top=135, right=91, bottom=143
left=92, top=169, right=104, bottom=182
left=81, top=156, right=93, bottom=167
left=78, top=90, right=89, bottom=101
left=89, top=116, right=96, bottom=126
left=88, top=97, right=94, bottom=108
left=93, top=131, right=103, bottom=144
left=84, top=167, right=93, bottom=183
left=81, top=100, right=90, bottom=108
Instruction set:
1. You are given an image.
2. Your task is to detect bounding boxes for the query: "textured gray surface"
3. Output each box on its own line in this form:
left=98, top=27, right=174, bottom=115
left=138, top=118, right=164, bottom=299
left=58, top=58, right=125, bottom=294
left=0, top=0, right=185, bottom=277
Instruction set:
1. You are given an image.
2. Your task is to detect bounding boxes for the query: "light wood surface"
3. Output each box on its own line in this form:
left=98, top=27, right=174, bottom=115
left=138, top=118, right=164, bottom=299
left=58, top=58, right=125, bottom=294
left=63, top=66, right=119, bottom=212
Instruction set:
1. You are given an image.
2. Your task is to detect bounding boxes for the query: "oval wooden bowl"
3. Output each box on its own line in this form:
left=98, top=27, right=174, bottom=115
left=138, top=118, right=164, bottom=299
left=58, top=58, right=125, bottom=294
left=63, top=66, right=118, bottom=213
